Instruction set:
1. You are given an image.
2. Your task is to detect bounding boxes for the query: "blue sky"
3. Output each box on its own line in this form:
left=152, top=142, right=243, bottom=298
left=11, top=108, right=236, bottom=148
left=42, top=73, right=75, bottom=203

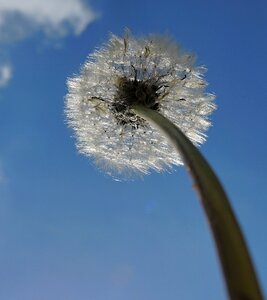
left=0, top=0, right=267, bottom=299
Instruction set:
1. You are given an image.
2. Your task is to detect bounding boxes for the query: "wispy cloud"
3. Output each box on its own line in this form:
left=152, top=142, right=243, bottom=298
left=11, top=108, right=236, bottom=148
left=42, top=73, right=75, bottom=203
left=0, top=0, right=98, bottom=43
left=0, top=63, right=12, bottom=87
left=0, top=0, right=98, bottom=88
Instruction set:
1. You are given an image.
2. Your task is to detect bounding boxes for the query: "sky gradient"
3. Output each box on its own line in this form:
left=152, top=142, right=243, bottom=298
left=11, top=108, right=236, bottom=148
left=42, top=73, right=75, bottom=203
left=1, top=0, right=267, bottom=299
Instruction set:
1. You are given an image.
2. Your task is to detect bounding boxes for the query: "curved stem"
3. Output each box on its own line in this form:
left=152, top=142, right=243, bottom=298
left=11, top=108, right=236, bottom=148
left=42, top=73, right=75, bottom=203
left=133, top=104, right=264, bottom=300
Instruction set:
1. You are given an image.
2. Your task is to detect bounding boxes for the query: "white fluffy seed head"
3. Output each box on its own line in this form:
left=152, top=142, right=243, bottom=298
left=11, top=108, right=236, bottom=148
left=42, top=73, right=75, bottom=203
left=66, top=30, right=216, bottom=179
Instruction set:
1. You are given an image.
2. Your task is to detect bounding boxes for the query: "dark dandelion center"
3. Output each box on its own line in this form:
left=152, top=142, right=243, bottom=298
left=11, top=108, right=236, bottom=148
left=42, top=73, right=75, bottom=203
left=112, top=77, right=160, bottom=127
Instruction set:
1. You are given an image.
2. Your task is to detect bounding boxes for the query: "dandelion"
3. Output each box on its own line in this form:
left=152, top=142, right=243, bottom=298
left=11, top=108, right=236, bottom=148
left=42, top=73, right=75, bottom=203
left=65, top=31, right=263, bottom=300
left=66, top=31, right=215, bottom=177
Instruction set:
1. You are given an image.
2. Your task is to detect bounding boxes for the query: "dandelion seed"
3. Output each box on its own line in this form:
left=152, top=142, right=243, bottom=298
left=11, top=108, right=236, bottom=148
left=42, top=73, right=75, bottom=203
left=65, top=30, right=216, bottom=177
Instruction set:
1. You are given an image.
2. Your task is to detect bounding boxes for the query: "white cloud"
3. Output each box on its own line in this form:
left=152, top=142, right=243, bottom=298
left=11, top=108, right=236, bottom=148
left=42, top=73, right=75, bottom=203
left=0, top=0, right=98, bottom=42
left=0, top=64, right=12, bottom=87
left=0, top=1, right=98, bottom=88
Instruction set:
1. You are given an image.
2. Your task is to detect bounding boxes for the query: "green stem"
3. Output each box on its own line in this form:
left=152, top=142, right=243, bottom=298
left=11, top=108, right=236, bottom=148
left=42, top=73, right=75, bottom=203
left=133, top=104, right=264, bottom=300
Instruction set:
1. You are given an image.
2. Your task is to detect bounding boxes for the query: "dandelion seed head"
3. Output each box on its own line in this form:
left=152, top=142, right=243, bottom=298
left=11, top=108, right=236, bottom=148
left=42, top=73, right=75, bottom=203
left=66, top=30, right=216, bottom=178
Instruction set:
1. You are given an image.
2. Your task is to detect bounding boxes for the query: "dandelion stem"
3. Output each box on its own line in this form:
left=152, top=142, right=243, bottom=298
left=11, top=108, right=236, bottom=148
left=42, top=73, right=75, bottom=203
left=133, top=104, right=264, bottom=300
